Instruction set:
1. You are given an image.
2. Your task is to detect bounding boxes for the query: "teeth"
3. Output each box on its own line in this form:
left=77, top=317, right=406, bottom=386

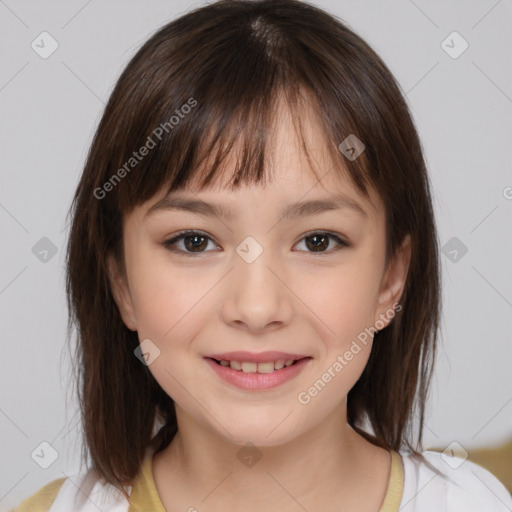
left=256, top=362, right=275, bottom=374
left=216, top=359, right=300, bottom=373
left=230, top=360, right=242, bottom=370
left=241, top=362, right=257, bottom=373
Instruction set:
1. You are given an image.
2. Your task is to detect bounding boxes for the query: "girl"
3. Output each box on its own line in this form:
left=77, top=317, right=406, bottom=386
left=14, top=0, right=511, bottom=511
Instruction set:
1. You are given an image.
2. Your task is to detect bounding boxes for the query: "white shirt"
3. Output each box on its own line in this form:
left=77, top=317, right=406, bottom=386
left=399, top=450, right=512, bottom=511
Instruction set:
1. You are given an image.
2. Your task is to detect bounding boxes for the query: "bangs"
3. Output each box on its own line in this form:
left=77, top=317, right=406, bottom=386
left=136, top=86, right=372, bottom=204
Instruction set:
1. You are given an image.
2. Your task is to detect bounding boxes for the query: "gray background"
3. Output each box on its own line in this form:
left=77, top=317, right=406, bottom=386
left=1, top=0, right=511, bottom=509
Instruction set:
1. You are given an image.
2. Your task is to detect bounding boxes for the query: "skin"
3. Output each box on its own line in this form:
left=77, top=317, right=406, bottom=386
left=107, top=98, right=411, bottom=512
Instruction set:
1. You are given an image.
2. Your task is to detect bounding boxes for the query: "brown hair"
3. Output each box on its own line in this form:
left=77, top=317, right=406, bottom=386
left=65, top=0, right=444, bottom=498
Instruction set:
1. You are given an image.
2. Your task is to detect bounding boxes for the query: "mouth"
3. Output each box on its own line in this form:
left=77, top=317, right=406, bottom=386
left=206, top=357, right=310, bottom=374
left=203, top=352, right=312, bottom=391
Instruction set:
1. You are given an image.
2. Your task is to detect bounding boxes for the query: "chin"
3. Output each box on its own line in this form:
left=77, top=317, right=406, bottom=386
left=210, top=410, right=306, bottom=448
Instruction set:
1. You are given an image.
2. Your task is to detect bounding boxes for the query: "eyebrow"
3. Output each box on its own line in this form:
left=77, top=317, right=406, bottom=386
left=144, top=194, right=368, bottom=220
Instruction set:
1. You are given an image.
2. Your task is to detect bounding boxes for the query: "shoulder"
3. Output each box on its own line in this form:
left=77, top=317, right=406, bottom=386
left=399, top=449, right=512, bottom=511
left=13, top=477, right=66, bottom=512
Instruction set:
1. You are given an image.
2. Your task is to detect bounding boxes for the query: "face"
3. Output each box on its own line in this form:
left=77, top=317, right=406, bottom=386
left=107, top=103, right=411, bottom=447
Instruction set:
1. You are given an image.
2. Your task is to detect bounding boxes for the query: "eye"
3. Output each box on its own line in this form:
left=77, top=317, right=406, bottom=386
left=294, top=231, right=349, bottom=255
left=161, top=230, right=219, bottom=256
left=161, top=229, right=349, bottom=257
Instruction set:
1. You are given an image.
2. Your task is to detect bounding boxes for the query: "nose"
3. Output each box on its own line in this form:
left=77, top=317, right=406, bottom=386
left=220, top=244, right=294, bottom=334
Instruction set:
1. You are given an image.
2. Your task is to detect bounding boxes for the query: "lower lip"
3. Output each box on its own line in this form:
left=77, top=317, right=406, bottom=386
left=204, top=357, right=311, bottom=391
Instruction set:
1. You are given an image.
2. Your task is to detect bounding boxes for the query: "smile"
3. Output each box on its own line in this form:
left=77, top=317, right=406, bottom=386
left=212, top=358, right=302, bottom=373
left=204, top=353, right=312, bottom=391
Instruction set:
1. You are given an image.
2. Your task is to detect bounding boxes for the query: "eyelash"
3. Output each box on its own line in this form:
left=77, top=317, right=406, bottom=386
left=161, top=229, right=350, bottom=257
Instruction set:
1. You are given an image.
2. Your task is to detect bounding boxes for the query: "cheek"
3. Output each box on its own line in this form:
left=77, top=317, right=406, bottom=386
left=126, top=253, right=217, bottom=413
left=124, top=229, right=215, bottom=332
left=130, top=261, right=211, bottom=341
left=294, top=258, right=383, bottom=347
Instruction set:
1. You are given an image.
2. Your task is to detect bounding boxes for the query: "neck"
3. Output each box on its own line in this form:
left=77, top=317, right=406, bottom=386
left=152, top=403, right=391, bottom=512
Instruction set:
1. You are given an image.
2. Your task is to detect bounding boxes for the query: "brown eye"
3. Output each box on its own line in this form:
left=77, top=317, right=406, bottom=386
left=305, top=233, right=329, bottom=252
left=162, top=230, right=218, bottom=256
left=183, top=234, right=208, bottom=252
left=295, top=232, right=349, bottom=254
left=162, top=230, right=349, bottom=257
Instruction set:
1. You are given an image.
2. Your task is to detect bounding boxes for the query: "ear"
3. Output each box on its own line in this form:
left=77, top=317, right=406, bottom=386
left=375, top=234, right=411, bottom=327
left=106, top=251, right=138, bottom=331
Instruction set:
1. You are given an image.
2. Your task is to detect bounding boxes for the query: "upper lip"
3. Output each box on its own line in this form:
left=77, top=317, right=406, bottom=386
left=205, top=351, right=310, bottom=363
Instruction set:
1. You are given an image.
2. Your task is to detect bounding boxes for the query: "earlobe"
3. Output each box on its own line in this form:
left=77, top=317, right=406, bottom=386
left=106, top=252, right=138, bottom=331
left=375, top=234, right=412, bottom=327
